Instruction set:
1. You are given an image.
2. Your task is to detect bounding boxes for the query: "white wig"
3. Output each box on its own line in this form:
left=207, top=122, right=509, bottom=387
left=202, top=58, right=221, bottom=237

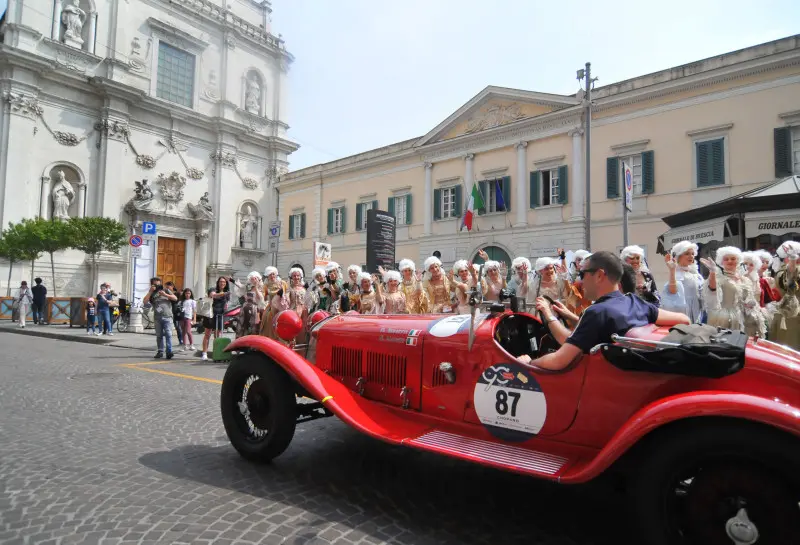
left=754, top=250, right=773, bottom=266
left=398, top=258, right=416, bottom=272
left=573, top=250, right=591, bottom=262
left=347, top=264, right=362, bottom=276
left=715, top=246, right=743, bottom=267
left=247, top=270, right=262, bottom=282
left=289, top=267, right=304, bottom=279
left=671, top=241, right=699, bottom=259
left=311, top=267, right=326, bottom=279
left=384, top=270, right=402, bottom=283
left=357, top=271, right=372, bottom=284
left=325, top=261, right=340, bottom=272
left=534, top=257, right=556, bottom=272
left=512, top=256, right=531, bottom=271
left=423, top=256, right=442, bottom=272
left=741, top=252, right=762, bottom=269
left=264, top=266, right=278, bottom=277
left=776, top=241, right=800, bottom=259
left=482, top=260, right=501, bottom=275
left=453, top=259, right=470, bottom=274
left=620, top=245, right=646, bottom=260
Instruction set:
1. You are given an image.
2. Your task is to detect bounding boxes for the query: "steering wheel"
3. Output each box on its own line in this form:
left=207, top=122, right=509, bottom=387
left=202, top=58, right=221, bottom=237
left=536, top=295, right=568, bottom=348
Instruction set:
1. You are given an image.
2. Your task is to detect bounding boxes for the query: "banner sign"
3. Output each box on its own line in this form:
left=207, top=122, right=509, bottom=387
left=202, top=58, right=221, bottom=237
left=366, top=209, right=396, bottom=273
left=313, top=242, right=332, bottom=267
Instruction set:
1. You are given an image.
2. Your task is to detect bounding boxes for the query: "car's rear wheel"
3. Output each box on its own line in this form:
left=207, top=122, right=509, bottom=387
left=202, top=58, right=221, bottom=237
left=220, top=353, right=297, bottom=463
left=632, top=421, right=800, bottom=545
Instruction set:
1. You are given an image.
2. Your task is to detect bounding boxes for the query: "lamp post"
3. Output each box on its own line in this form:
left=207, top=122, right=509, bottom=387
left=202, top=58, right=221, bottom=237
left=577, top=63, right=598, bottom=251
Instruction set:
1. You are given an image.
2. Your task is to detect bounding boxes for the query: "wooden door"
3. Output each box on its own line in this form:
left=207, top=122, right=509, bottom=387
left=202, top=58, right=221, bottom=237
left=157, top=237, right=186, bottom=289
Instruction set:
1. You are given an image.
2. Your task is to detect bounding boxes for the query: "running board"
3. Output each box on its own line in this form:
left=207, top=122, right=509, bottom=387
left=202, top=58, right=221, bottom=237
left=405, top=430, right=568, bottom=477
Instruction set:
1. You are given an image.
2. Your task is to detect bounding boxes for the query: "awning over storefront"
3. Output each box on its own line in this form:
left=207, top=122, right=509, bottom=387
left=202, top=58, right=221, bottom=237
left=661, top=217, right=729, bottom=251
left=745, top=208, right=800, bottom=237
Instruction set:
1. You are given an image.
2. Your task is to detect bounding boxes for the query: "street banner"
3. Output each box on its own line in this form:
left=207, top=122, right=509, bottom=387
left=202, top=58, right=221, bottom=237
left=366, top=209, right=396, bottom=273
left=313, top=241, right=332, bottom=267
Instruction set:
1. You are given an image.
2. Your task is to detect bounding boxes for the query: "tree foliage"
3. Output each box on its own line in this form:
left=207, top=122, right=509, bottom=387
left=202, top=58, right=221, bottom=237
left=0, top=221, right=43, bottom=296
left=67, top=217, right=128, bottom=258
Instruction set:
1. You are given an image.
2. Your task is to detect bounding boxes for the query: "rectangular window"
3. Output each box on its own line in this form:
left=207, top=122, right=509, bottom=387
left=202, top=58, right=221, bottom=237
left=332, top=207, right=343, bottom=234
left=696, top=138, right=725, bottom=187
left=541, top=168, right=559, bottom=206
left=156, top=42, right=195, bottom=108
left=619, top=154, right=643, bottom=195
left=793, top=126, right=800, bottom=174
left=441, top=187, right=456, bottom=218
left=393, top=196, right=407, bottom=225
left=357, top=201, right=373, bottom=231
left=291, top=214, right=303, bottom=239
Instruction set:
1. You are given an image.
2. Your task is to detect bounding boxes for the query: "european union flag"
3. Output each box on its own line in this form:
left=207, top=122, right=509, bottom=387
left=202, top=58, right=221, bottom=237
left=495, top=179, right=506, bottom=212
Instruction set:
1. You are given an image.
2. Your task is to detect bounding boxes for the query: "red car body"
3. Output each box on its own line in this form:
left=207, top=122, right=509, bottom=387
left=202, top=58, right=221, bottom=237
left=221, top=309, right=800, bottom=544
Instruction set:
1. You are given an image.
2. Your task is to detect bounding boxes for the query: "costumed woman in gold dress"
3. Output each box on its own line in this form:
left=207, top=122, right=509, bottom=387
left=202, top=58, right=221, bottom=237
left=354, top=272, right=380, bottom=314
left=398, top=258, right=429, bottom=314
left=259, top=266, right=288, bottom=339
left=287, top=267, right=308, bottom=344
left=451, top=259, right=479, bottom=315
left=767, top=241, right=800, bottom=348
left=422, top=256, right=451, bottom=313
left=376, top=269, right=407, bottom=314
left=700, top=246, right=761, bottom=335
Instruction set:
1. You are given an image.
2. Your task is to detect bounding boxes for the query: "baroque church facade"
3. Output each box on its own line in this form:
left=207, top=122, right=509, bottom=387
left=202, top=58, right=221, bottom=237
left=0, top=0, right=297, bottom=298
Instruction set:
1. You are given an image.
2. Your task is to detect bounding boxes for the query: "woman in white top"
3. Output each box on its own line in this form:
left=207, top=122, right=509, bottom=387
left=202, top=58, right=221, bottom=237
left=179, top=288, right=197, bottom=350
left=15, top=281, right=34, bottom=328
left=662, top=241, right=705, bottom=323
left=700, top=246, right=761, bottom=335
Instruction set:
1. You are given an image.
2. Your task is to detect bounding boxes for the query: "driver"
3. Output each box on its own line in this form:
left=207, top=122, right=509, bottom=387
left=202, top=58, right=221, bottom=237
left=518, top=251, right=690, bottom=371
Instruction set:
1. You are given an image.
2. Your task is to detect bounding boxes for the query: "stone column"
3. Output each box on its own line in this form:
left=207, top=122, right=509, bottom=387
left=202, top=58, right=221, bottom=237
left=88, top=12, right=98, bottom=54
left=569, top=128, right=585, bottom=220
left=464, top=152, right=475, bottom=191
left=423, top=162, right=433, bottom=236
left=76, top=182, right=87, bottom=218
left=52, top=0, right=63, bottom=41
left=196, top=230, right=209, bottom=292
left=40, top=176, right=51, bottom=219
left=0, top=91, right=41, bottom=227
left=515, top=142, right=528, bottom=227
left=95, top=111, right=130, bottom=218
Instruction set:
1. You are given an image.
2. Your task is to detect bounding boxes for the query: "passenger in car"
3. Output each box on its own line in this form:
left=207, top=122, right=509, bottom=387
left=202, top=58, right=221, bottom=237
left=517, top=251, right=690, bottom=371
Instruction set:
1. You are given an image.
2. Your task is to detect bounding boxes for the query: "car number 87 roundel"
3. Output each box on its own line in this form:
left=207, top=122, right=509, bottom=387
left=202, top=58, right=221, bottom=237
left=473, top=362, right=547, bottom=443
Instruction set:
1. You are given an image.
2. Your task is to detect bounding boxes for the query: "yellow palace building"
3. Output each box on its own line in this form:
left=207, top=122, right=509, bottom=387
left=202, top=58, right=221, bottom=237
left=275, top=35, right=800, bottom=280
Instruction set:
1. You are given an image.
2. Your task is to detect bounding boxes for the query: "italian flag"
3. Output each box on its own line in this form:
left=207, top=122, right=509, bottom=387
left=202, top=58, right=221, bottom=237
left=461, top=182, right=485, bottom=231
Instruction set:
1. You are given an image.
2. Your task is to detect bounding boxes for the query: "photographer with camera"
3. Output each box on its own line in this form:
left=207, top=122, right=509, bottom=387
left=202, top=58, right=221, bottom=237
left=143, top=276, right=178, bottom=359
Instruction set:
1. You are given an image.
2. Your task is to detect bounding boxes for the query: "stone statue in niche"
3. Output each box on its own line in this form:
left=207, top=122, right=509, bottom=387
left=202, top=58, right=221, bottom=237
left=245, top=77, right=261, bottom=115
left=51, top=170, right=75, bottom=221
left=134, top=179, right=154, bottom=203
left=199, top=192, right=212, bottom=212
left=61, top=0, right=86, bottom=49
left=239, top=204, right=258, bottom=248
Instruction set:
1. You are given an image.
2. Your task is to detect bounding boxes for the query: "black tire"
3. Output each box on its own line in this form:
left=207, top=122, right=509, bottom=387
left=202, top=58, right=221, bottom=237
left=117, top=315, right=128, bottom=333
left=631, top=420, right=800, bottom=545
left=220, top=353, right=297, bottom=463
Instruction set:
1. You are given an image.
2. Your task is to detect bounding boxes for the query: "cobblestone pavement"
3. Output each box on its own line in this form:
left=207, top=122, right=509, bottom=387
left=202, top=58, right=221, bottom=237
left=0, top=334, right=633, bottom=545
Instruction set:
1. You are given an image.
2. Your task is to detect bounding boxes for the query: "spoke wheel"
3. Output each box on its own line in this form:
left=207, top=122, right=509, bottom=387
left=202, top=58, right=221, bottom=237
left=220, top=353, right=297, bottom=463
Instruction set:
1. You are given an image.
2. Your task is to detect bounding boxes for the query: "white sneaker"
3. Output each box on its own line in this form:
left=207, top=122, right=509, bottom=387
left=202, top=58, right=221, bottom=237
left=201, top=352, right=208, bottom=360
left=87, top=331, right=93, bottom=335
left=96, top=331, right=102, bottom=336
left=108, top=332, right=115, bottom=336
left=189, top=345, right=196, bottom=351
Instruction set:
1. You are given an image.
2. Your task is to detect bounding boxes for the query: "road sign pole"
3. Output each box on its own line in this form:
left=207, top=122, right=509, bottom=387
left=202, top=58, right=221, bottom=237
left=623, top=199, right=629, bottom=246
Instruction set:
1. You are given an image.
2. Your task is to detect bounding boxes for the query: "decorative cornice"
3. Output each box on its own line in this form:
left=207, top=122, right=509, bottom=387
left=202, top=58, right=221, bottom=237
left=610, top=138, right=650, bottom=156
left=41, top=38, right=103, bottom=75
left=567, top=128, right=584, bottom=137
left=515, top=141, right=528, bottom=149
left=147, top=17, right=210, bottom=52
left=95, top=118, right=131, bottom=141
left=533, top=154, right=566, bottom=169
left=3, top=91, right=43, bottom=119
left=211, top=150, right=238, bottom=168
left=463, top=153, right=475, bottom=161
left=778, top=109, right=800, bottom=125
left=686, top=123, right=734, bottom=138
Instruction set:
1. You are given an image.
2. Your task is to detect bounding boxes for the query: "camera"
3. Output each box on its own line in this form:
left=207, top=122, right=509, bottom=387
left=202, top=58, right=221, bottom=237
left=154, top=284, right=164, bottom=292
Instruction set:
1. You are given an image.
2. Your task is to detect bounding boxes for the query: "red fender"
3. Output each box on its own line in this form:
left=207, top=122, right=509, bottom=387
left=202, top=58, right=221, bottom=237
left=224, top=336, right=431, bottom=444
left=559, top=391, right=800, bottom=484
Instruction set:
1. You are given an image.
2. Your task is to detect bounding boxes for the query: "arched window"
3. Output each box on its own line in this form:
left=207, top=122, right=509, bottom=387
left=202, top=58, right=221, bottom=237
left=54, top=0, right=98, bottom=54
left=237, top=202, right=262, bottom=249
left=243, top=69, right=265, bottom=117
left=472, top=245, right=512, bottom=279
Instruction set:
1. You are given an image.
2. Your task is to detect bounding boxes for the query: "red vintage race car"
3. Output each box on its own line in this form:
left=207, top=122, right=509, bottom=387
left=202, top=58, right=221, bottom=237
left=220, top=295, right=800, bottom=545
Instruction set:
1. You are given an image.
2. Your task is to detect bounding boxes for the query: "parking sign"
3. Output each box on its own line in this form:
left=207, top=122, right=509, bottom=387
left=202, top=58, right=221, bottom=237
left=142, top=221, right=157, bottom=235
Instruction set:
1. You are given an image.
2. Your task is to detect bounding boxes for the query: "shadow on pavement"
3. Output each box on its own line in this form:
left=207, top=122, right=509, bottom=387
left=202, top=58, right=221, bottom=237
left=139, top=426, right=634, bottom=545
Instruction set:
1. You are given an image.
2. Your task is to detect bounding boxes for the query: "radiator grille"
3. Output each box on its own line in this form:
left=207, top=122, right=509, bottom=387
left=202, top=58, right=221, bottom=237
left=330, top=346, right=362, bottom=378
left=365, top=352, right=407, bottom=388
left=432, top=367, right=449, bottom=387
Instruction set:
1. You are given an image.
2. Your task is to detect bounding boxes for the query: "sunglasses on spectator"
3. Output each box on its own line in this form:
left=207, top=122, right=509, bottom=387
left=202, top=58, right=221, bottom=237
left=578, top=268, right=600, bottom=279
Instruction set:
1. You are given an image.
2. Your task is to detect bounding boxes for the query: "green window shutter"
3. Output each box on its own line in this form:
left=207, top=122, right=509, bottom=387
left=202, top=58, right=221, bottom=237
left=433, top=189, right=441, bottom=220
left=327, top=208, right=333, bottom=235
left=340, top=206, right=346, bottom=233
left=454, top=185, right=463, bottom=217
left=642, top=150, right=655, bottom=194
left=478, top=181, right=486, bottom=215
left=288, top=214, right=295, bottom=240
left=697, top=141, right=710, bottom=187
left=355, top=203, right=363, bottom=231
left=502, top=176, right=511, bottom=212
left=372, top=199, right=378, bottom=211
left=775, top=127, right=793, bottom=177
left=405, top=194, right=412, bottom=224
left=387, top=196, right=395, bottom=216
left=606, top=157, right=619, bottom=198
left=300, top=213, right=306, bottom=238
left=529, top=171, right=540, bottom=208
left=558, top=165, right=568, bottom=204
left=711, top=139, right=725, bottom=186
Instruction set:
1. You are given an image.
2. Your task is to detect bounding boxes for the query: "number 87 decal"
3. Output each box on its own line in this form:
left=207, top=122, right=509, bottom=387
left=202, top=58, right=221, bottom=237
left=496, top=389, right=521, bottom=417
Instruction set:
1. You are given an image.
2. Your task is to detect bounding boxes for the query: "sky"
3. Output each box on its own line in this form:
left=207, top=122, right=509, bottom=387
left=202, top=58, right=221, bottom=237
left=272, top=0, right=799, bottom=171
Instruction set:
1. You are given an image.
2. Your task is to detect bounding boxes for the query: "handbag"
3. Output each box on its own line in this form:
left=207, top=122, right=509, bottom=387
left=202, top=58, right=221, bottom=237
left=196, top=298, right=213, bottom=318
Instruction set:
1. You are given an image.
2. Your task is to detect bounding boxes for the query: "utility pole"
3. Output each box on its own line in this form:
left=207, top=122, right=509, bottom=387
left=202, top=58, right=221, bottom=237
left=578, top=63, right=597, bottom=251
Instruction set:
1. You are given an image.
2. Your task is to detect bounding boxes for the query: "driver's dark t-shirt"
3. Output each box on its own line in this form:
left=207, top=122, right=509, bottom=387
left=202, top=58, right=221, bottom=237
left=566, top=291, right=659, bottom=353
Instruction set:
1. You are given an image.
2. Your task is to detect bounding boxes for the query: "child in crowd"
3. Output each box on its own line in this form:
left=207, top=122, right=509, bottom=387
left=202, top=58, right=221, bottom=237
left=180, top=288, right=197, bottom=351
left=237, top=291, right=260, bottom=338
left=86, top=298, right=98, bottom=335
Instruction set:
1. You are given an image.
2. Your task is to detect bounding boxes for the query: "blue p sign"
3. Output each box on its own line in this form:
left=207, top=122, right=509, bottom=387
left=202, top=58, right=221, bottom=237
left=142, top=221, right=157, bottom=235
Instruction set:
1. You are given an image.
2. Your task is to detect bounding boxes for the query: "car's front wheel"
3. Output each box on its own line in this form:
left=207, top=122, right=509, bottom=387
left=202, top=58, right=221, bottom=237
left=632, top=420, right=800, bottom=545
left=220, top=353, right=297, bottom=463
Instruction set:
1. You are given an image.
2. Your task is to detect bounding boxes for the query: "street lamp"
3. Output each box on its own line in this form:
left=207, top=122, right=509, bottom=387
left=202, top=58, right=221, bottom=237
left=578, top=63, right=597, bottom=251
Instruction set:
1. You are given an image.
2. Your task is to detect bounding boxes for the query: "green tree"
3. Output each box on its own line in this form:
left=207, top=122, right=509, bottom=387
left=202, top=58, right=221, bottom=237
left=0, top=221, right=43, bottom=296
left=68, top=217, right=128, bottom=293
left=25, top=218, right=71, bottom=298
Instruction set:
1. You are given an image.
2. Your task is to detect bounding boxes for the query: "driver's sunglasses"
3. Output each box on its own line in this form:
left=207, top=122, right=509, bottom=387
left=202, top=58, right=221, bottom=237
left=578, top=268, right=599, bottom=279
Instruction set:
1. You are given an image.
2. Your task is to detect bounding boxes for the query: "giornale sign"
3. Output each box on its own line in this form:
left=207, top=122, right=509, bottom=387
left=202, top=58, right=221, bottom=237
left=745, top=210, right=800, bottom=237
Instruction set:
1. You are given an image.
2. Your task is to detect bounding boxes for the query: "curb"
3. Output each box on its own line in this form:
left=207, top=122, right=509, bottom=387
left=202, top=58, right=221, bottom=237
left=0, top=327, right=117, bottom=345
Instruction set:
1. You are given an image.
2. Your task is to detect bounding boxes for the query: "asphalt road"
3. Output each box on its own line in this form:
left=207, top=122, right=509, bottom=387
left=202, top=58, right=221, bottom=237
left=0, top=334, right=633, bottom=545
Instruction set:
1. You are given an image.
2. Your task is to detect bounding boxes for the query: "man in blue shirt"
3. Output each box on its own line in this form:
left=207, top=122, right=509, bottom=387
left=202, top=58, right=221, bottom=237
left=518, top=251, right=689, bottom=371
